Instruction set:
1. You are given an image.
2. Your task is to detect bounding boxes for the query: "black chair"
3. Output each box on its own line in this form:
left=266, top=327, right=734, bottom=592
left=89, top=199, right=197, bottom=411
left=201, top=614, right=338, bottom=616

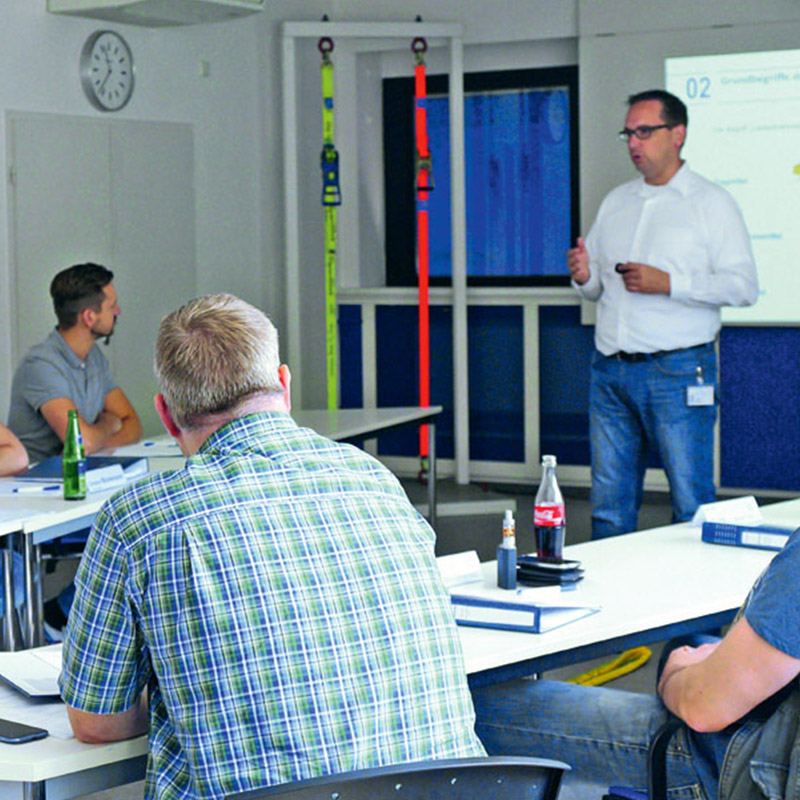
left=227, top=756, right=570, bottom=800
left=604, top=718, right=683, bottom=800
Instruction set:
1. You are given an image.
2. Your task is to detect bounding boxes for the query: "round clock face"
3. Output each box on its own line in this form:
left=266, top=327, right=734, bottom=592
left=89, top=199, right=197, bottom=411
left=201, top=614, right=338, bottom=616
left=80, top=30, right=135, bottom=112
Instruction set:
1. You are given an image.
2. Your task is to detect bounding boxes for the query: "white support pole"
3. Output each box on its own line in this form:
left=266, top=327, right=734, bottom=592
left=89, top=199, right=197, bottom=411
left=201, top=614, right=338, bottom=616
left=448, top=38, right=470, bottom=485
left=281, top=22, right=467, bottom=481
left=281, top=32, right=303, bottom=407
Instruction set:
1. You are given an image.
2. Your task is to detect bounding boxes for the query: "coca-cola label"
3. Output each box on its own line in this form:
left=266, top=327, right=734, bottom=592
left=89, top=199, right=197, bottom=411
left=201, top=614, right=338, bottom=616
left=534, top=504, right=565, bottom=526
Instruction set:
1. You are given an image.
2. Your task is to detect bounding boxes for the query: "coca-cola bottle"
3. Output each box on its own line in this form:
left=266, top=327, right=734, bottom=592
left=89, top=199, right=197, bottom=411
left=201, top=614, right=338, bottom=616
left=534, top=454, right=565, bottom=561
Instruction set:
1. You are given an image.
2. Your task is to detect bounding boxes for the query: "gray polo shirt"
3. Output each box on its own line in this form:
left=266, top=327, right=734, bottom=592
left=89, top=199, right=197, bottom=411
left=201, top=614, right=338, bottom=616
left=7, top=330, right=116, bottom=463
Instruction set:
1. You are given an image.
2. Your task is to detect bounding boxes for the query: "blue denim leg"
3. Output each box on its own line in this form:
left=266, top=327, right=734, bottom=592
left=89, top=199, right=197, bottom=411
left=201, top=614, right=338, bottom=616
left=590, top=345, right=717, bottom=539
left=646, top=346, right=717, bottom=523
left=590, top=353, right=649, bottom=539
left=471, top=679, right=707, bottom=800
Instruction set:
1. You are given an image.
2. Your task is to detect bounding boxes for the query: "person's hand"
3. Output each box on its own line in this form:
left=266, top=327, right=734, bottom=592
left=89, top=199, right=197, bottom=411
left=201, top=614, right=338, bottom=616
left=97, top=411, right=123, bottom=436
left=657, top=642, right=719, bottom=696
left=616, top=261, right=671, bottom=295
left=567, top=237, right=591, bottom=285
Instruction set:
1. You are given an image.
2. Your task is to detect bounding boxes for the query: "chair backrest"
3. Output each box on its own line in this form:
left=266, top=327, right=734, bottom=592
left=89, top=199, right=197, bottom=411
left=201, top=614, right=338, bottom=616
left=228, top=756, right=569, bottom=800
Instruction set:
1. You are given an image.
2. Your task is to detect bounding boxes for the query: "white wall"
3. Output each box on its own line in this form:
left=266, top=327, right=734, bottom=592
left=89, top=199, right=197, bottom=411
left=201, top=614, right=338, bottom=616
left=577, top=0, right=800, bottom=232
left=0, top=3, right=266, bottom=416
left=5, top=1, right=795, bottom=423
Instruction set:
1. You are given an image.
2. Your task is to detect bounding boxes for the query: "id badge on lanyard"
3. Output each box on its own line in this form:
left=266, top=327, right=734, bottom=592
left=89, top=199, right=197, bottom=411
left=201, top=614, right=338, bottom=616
left=687, top=366, right=714, bottom=406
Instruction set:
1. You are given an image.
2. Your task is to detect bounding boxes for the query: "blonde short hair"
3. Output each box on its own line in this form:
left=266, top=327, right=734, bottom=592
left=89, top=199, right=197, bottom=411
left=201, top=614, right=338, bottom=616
left=154, top=294, right=282, bottom=429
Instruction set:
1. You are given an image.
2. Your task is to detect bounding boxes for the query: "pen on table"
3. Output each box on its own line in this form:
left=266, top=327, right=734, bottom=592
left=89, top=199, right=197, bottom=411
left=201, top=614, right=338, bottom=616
left=13, top=484, right=61, bottom=494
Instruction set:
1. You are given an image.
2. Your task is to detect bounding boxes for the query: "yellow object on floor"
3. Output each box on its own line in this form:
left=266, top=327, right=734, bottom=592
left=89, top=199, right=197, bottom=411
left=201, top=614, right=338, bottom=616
left=567, top=646, right=652, bottom=686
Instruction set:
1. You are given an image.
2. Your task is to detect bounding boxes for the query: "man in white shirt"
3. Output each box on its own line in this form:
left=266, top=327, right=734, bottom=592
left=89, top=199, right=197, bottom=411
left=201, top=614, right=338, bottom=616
left=567, top=89, right=758, bottom=539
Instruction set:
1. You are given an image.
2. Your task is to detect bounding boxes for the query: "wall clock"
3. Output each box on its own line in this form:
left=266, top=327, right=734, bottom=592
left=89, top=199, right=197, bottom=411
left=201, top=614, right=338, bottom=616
left=80, top=30, right=135, bottom=112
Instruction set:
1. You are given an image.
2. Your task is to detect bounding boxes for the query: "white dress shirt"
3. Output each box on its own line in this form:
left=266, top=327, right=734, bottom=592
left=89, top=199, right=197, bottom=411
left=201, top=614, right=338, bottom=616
left=575, top=163, right=759, bottom=355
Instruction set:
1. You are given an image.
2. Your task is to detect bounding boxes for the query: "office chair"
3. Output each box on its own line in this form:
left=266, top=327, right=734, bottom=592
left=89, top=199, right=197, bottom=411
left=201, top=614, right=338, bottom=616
left=226, top=756, right=570, bottom=800
left=604, top=718, right=683, bottom=800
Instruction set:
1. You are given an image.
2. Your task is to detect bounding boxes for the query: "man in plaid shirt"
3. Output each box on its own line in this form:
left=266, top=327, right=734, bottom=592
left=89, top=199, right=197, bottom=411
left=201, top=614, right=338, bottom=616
left=60, top=293, right=484, bottom=800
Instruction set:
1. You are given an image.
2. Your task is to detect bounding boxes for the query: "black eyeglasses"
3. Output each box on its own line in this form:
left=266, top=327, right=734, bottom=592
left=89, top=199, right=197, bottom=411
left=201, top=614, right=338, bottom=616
left=618, top=124, right=674, bottom=142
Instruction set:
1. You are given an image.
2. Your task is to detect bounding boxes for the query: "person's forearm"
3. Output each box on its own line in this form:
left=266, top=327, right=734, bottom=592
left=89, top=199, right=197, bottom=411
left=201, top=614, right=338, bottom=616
left=659, top=658, right=744, bottom=733
left=103, top=413, right=143, bottom=449
left=0, top=442, right=28, bottom=476
left=79, top=412, right=123, bottom=454
left=659, top=666, right=697, bottom=725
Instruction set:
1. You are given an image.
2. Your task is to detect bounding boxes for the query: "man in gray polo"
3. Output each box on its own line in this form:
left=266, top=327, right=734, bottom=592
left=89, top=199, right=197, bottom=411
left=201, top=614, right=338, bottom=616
left=7, top=262, right=142, bottom=638
left=8, top=263, right=142, bottom=463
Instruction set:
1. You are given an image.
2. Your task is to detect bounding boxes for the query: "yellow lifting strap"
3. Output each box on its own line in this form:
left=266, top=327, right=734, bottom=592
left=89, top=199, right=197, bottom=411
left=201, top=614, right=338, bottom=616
left=319, top=37, right=340, bottom=411
left=567, top=646, right=652, bottom=687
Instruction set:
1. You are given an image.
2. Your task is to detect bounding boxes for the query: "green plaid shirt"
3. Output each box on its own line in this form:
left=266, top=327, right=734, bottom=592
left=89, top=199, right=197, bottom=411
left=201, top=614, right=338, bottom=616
left=60, top=412, right=484, bottom=800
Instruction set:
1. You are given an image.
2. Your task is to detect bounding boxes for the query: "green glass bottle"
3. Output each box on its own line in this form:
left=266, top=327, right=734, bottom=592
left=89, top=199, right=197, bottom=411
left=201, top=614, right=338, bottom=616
left=63, top=409, right=87, bottom=501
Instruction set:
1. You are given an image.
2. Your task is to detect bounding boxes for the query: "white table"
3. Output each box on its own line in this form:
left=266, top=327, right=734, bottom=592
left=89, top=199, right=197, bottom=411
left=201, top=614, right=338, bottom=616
left=3, top=498, right=795, bottom=799
left=0, top=492, right=113, bottom=651
left=463, top=506, right=787, bottom=685
left=0, top=698, right=146, bottom=799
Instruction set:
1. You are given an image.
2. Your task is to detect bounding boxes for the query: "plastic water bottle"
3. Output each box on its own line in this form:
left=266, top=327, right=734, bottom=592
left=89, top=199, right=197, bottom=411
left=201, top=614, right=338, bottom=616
left=63, top=409, right=87, bottom=500
left=534, top=454, right=565, bottom=561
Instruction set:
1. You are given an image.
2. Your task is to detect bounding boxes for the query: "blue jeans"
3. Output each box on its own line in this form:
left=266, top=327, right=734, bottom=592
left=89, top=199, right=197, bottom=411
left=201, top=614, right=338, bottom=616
left=590, top=344, right=717, bottom=539
left=471, top=678, right=725, bottom=800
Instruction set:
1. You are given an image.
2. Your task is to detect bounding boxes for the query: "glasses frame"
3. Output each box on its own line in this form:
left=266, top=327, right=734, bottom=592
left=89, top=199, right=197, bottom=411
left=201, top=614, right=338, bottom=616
left=618, top=124, right=674, bottom=142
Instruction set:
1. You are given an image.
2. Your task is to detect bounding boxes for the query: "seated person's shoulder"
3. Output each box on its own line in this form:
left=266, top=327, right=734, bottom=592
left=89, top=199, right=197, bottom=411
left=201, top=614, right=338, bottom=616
left=16, top=342, right=72, bottom=382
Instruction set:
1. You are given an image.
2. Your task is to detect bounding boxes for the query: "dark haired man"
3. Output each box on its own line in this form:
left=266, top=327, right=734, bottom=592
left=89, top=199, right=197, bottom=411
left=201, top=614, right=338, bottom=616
left=566, top=89, right=758, bottom=539
left=8, top=263, right=142, bottom=639
left=8, top=263, right=142, bottom=463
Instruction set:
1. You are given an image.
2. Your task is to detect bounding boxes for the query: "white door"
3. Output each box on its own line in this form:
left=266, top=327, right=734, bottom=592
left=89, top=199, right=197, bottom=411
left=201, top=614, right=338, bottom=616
left=8, top=113, right=196, bottom=436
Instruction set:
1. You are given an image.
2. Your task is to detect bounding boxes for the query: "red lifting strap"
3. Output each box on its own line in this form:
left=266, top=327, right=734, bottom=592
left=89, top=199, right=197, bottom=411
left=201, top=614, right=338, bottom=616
left=413, top=41, right=431, bottom=465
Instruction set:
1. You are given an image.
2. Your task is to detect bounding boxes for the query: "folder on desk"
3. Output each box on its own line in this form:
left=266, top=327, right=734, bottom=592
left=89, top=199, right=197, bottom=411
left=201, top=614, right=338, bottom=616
left=437, top=549, right=598, bottom=633
left=0, top=644, right=61, bottom=698
left=449, top=593, right=599, bottom=634
left=16, top=455, right=149, bottom=491
left=701, top=520, right=797, bottom=552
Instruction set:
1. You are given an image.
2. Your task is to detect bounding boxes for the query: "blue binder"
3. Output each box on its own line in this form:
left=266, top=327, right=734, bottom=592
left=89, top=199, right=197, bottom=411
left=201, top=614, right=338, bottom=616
left=16, top=455, right=148, bottom=482
left=701, top=520, right=797, bottom=552
left=449, top=593, right=599, bottom=633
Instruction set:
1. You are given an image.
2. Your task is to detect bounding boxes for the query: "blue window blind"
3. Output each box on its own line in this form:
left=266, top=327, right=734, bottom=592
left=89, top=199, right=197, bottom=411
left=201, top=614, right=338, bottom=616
left=426, top=87, right=571, bottom=279
left=383, top=66, right=578, bottom=287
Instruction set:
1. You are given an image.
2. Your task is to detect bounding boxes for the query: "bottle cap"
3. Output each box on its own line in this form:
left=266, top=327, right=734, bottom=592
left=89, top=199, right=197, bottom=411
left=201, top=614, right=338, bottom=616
left=542, top=454, right=557, bottom=467
left=503, top=509, right=514, bottom=526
